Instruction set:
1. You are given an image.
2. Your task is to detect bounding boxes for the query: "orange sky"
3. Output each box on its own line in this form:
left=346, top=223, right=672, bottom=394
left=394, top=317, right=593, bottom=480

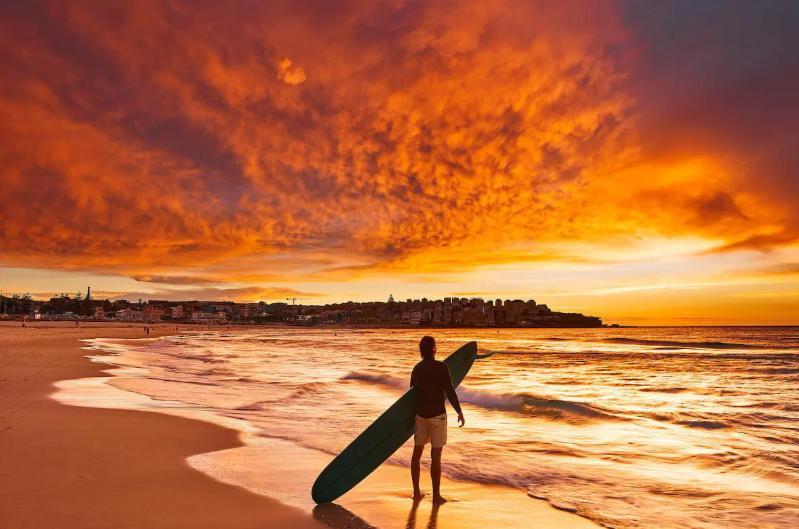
left=1, top=1, right=798, bottom=325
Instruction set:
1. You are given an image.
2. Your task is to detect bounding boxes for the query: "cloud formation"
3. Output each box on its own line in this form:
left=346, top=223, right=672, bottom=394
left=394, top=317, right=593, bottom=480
left=111, top=286, right=320, bottom=303
left=133, top=275, right=222, bottom=286
left=0, top=0, right=797, bottom=294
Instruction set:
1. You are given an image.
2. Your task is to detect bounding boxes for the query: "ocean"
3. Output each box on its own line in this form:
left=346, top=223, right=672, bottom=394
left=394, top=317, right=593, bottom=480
left=66, top=327, right=799, bottom=528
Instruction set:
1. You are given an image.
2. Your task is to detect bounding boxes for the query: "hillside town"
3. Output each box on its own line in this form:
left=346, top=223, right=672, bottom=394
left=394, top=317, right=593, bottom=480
left=0, top=289, right=603, bottom=328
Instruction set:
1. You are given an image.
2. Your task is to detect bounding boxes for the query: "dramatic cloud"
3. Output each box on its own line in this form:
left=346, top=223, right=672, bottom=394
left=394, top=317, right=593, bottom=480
left=620, top=0, right=799, bottom=249
left=110, top=286, right=321, bottom=303
left=0, top=1, right=630, bottom=272
left=0, top=1, right=797, bottom=319
left=133, top=275, right=222, bottom=286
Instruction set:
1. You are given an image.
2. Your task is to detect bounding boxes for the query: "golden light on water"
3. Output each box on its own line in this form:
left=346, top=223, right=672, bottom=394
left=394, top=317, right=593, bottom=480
left=56, top=327, right=799, bottom=527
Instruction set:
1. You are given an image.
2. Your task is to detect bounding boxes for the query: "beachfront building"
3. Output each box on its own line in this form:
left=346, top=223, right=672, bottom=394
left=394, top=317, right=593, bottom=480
left=191, top=311, right=226, bottom=324
left=462, top=305, right=484, bottom=325
left=321, top=309, right=346, bottom=323
left=208, top=302, right=236, bottom=316
left=144, top=306, right=165, bottom=322
left=239, top=303, right=265, bottom=319
left=401, top=310, right=423, bottom=325
left=485, top=305, right=495, bottom=325
left=116, top=308, right=145, bottom=321
left=27, top=293, right=600, bottom=327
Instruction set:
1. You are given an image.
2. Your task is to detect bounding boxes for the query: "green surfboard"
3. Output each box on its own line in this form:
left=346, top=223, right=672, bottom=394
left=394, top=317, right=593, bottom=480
left=311, top=341, right=492, bottom=504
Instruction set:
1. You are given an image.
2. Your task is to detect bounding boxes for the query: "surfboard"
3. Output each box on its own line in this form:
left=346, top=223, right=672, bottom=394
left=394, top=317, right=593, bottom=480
left=311, top=341, right=492, bottom=504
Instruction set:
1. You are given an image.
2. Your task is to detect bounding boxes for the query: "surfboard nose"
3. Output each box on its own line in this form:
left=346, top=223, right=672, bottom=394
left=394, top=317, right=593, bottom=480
left=311, top=482, right=327, bottom=504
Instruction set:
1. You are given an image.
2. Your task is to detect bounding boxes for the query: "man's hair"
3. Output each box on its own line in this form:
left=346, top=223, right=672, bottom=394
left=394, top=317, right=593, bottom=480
left=419, top=335, right=436, bottom=359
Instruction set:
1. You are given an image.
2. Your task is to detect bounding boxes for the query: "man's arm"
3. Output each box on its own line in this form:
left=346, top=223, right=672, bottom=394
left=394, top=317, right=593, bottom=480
left=442, top=365, right=465, bottom=427
left=410, top=365, right=416, bottom=389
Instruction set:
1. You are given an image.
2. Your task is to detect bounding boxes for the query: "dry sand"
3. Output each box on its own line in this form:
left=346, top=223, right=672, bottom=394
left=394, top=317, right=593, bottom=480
left=1, top=322, right=601, bottom=528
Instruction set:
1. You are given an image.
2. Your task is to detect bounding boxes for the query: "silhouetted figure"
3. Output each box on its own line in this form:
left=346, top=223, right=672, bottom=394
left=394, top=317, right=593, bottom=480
left=410, top=336, right=464, bottom=504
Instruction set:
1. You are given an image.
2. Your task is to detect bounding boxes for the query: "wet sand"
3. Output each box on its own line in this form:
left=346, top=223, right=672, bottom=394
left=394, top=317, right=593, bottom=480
left=1, top=322, right=601, bottom=528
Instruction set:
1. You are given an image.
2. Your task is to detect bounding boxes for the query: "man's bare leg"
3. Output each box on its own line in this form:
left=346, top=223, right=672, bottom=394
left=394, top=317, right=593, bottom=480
left=431, top=447, right=447, bottom=504
left=411, top=444, right=425, bottom=499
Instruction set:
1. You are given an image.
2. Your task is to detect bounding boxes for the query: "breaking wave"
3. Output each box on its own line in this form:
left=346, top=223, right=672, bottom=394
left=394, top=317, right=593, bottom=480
left=639, top=386, right=689, bottom=393
left=342, top=371, right=623, bottom=421
left=602, top=337, right=763, bottom=349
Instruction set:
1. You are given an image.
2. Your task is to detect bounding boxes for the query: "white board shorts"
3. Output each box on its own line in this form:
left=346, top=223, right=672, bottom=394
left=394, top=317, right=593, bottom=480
left=414, top=413, right=447, bottom=448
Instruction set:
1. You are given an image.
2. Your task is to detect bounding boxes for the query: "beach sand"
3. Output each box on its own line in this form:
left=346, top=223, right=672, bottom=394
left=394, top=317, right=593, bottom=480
left=0, top=322, right=322, bottom=529
left=1, top=322, right=600, bottom=528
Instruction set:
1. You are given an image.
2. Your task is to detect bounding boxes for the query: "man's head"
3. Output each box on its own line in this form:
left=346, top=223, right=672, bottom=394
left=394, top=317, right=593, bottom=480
left=419, top=335, right=436, bottom=360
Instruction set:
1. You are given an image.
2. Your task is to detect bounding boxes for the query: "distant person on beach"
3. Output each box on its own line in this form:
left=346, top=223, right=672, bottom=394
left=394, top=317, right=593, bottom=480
left=410, top=335, right=464, bottom=504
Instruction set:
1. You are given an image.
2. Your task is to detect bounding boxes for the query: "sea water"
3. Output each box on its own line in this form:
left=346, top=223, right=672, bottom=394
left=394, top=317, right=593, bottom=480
left=78, top=327, right=798, bottom=528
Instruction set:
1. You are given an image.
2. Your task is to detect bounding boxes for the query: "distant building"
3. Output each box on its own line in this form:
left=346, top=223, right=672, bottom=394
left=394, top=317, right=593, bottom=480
left=443, top=304, right=452, bottom=323
left=144, top=306, right=165, bottom=322
left=485, top=305, right=495, bottom=324
left=321, top=309, right=345, bottom=322
left=432, top=304, right=443, bottom=323
left=116, top=308, right=144, bottom=321
left=32, top=293, right=601, bottom=327
left=401, top=310, right=422, bottom=325
left=192, top=311, right=226, bottom=324
left=462, top=306, right=484, bottom=325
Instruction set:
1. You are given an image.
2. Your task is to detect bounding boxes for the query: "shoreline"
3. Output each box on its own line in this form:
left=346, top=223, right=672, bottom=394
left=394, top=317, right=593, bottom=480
left=0, top=322, right=323, bottom=529
left=4, top=317, right=609, bottom=328
left=3, top=322, right=602, bottom=529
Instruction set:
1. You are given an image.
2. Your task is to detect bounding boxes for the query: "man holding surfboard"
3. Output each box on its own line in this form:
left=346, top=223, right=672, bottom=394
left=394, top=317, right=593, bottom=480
left=410, top=335, right=465, bottom=504
left=311, top=340, right=489, bottom=505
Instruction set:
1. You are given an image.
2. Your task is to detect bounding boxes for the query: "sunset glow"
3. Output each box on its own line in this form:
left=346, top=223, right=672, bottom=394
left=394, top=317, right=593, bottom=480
left=1, top=1, right=798, bottom=324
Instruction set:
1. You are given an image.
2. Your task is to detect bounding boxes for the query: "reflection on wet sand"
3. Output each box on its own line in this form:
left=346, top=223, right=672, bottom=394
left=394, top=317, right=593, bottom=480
left=313, top=499, right=442, bottom=529
left=405, top=499, right=421, bottom=529
left=406, top=499, right=441, bottom=529
left=313, top=503, right=378, bottom=529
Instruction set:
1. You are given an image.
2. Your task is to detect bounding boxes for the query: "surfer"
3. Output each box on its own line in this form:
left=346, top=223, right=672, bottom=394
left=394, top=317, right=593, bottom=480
left=410, top=335, right=465, bottom=504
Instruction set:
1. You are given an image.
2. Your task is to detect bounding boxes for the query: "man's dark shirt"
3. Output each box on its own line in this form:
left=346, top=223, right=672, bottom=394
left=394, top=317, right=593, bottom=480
left=410, top=358, right=463, bottom=418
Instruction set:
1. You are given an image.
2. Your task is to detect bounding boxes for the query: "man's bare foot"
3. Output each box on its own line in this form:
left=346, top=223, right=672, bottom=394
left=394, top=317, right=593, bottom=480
left=432, top=495, right=448, bottom=504
left=413, top=491, right=426, bottom=500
